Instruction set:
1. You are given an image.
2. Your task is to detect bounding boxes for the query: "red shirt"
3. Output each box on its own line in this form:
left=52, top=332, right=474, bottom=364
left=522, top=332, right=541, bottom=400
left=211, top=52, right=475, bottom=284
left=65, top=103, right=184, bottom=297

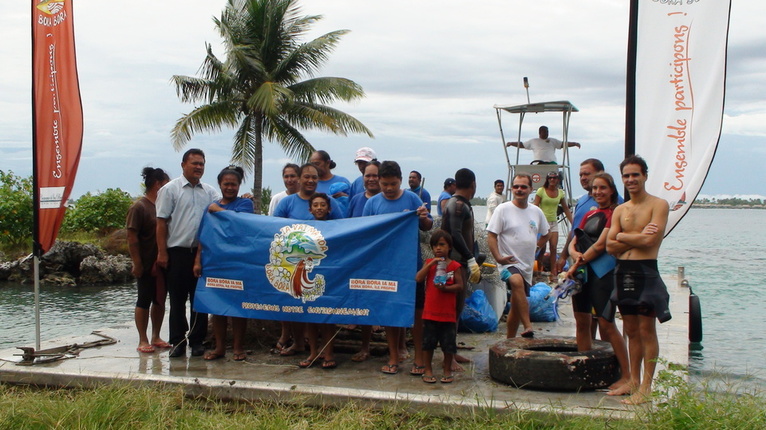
left=422, top=259, right=462, bottom=322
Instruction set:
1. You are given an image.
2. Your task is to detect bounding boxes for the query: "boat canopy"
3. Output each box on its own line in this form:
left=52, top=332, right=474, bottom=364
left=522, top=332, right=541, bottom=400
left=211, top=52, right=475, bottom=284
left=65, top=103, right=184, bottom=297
left=493, top=101, right=578, bottom=115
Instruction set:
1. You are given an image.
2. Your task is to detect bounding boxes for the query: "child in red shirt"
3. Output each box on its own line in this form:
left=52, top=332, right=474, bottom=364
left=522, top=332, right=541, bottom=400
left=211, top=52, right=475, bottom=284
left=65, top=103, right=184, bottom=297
left=415, top=230, right=464, bottom=383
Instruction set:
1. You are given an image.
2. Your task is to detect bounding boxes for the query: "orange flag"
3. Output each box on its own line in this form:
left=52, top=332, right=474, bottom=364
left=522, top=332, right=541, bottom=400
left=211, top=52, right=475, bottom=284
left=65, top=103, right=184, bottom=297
left=32, top=0, right=84, bottom=253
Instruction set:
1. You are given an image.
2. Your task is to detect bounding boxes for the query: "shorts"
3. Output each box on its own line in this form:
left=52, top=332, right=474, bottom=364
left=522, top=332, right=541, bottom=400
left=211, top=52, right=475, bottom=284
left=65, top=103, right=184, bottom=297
left=572, top=267, right=616, bottom=321
left=136, top=273, right=161, bottom=309
left=547, top=220, right=559, bottom=233
left=612, top=260, right=671, bottom=323
left=415, top=281, right=425, bottom=310
left=505, top=266, right=531, bottom=297
left=422, top=319, right=457, bottom=354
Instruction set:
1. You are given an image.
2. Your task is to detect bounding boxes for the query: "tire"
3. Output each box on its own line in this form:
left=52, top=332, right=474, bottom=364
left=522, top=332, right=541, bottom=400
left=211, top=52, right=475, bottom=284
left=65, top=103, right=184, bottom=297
left=489, top=336, right=620, bottom=391
left=689, top=292, right=703, bottom=343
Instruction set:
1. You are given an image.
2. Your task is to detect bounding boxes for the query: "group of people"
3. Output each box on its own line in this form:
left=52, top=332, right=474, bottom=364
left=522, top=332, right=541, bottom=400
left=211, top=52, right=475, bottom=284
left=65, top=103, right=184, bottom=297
left=126, top=140, right=670, bottom=403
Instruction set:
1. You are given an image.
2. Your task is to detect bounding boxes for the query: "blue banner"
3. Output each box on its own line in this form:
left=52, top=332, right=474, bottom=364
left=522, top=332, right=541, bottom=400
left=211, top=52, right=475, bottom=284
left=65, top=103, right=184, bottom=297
left=194, top=210, right=418, bottom=327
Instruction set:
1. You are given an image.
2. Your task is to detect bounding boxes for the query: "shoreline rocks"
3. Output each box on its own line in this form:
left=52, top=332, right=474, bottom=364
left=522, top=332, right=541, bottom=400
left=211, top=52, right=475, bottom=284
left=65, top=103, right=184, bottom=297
left=0, top=241, right=132, bottom=286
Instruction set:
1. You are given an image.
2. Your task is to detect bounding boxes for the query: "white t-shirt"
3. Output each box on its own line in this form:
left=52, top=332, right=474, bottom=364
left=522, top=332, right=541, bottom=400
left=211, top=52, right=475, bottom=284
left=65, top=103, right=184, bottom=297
left=486, top=201, right=549, bottom=284
left=485, top=192, right=506, bottom=225
left=521, top=137, right=563, bottom=163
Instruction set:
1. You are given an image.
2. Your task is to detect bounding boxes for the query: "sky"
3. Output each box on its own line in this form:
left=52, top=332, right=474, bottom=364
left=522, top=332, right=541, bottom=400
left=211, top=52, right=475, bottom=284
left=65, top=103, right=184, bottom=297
left=2, top=1, right=765, bottom=201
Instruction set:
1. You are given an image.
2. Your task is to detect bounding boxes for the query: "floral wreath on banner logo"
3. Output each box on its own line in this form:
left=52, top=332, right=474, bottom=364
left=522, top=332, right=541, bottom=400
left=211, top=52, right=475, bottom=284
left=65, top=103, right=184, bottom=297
left=265, top=224, right=328, bottom=303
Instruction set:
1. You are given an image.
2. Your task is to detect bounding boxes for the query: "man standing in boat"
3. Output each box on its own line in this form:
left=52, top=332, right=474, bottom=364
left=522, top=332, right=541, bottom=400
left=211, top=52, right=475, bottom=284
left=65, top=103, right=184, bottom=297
left=156, top=148, right=220, bottom=358
left=505, top=125, right=580, bottom=164
left=487, top=173, right=549, bottom=338
left=606, top=154, right=671, bottom=405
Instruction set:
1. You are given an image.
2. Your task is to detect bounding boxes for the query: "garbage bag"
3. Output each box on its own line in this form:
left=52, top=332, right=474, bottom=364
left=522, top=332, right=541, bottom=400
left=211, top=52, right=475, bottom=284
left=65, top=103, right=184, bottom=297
left=529, top=282, right=559, bottom=322
left=459, top=290, right=498, bottom=333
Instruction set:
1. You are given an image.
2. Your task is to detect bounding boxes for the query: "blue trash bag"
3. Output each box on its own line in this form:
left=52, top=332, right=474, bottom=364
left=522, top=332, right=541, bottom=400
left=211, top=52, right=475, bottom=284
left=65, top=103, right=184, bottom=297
left=458, top=290, right=498, bottom=333
left=528, top=282, right=559, bottom=322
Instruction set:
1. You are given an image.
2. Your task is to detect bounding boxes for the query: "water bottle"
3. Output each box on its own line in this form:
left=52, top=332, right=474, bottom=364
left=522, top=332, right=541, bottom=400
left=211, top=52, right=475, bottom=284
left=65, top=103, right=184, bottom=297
left=434, top=260, right=447, bottom=285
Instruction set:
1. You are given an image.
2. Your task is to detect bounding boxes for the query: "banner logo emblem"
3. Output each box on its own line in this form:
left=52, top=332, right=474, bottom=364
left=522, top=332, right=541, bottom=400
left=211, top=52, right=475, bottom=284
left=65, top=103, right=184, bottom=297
left=37, top=0, right=65, bottom=15
left=265, top=224, right=328, bottom=303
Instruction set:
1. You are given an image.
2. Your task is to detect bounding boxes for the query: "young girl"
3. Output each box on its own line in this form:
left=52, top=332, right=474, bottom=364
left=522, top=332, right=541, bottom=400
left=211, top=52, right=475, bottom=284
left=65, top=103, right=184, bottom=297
left=415, top=230, right=464, bottom=383
left=299, top=192, right=337, bottom=369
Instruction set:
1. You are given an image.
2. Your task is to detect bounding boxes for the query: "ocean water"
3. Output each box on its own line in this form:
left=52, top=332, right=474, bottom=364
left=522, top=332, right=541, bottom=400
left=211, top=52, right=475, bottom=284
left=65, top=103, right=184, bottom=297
left=1, top=208, right=764, bottom=389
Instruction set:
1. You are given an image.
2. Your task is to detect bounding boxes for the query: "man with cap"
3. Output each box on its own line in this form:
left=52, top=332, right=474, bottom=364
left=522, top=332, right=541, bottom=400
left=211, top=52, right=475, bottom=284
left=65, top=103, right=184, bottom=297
left=349, top=147, right=377, bottom=199
left=437, top=178, right=456, bottom=217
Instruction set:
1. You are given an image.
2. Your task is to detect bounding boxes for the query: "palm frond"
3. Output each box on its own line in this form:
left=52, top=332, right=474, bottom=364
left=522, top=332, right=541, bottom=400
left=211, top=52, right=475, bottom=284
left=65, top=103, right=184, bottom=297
left=170, top=101, right=241, bottom=149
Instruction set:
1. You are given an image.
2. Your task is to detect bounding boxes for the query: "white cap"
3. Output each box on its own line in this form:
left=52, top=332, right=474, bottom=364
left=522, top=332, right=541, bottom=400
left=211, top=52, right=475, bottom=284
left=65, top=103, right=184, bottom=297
left=354, top=147, right=376, bottom=163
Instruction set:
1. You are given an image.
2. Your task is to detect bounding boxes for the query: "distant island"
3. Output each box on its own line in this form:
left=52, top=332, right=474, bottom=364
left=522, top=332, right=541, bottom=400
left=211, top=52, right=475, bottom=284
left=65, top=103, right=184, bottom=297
left=453, top=196, right=766, bottom=209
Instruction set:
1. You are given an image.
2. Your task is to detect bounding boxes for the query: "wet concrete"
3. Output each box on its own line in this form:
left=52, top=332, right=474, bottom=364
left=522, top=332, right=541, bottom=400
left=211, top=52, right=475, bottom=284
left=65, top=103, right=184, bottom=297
left=0, top=276, right=690, bottom=418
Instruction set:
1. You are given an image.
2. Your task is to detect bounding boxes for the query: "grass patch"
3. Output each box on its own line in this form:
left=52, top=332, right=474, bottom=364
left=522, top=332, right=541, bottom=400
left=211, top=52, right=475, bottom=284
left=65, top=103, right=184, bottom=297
left=0, top=372, right=763, bottom=430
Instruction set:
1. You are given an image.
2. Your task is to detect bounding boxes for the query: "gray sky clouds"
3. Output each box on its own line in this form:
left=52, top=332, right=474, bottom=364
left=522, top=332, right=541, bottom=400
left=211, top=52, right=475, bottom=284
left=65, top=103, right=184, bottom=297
left=1, top=1, right=764, bottom=199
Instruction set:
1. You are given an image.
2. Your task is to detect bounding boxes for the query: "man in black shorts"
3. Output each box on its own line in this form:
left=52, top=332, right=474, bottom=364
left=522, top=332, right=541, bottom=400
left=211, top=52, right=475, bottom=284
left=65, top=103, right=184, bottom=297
left=607, top=155, right=671, bottom=405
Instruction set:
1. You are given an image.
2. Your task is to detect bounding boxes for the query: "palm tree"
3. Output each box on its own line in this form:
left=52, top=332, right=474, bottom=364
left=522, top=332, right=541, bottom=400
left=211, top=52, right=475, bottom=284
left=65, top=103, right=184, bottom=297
left=171, top=0, right=373, bottom=212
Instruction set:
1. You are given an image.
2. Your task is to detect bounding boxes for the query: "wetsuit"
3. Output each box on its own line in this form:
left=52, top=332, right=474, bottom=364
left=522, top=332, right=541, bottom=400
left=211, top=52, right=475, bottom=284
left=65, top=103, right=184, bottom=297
left=611, top=259, right=672, bottom=323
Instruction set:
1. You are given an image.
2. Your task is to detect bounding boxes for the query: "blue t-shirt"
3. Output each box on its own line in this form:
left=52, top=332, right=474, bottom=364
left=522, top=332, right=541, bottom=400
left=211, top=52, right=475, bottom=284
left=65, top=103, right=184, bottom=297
left=363, top=190, right=431, bottom=271
left=215, top=197, right=254, bottom=213
left=436, top=191, right=452, bottom=216
left=349, top=175, right=365, bottom=200
left=317, top=175, right=351, bottom=195
left=273, top=193, right=346, bottom=220
left=347, top=192, right=369, bottom=218
left=363, top=190, right=428, bottom=217
left=409, top=186, right=431, bottom=214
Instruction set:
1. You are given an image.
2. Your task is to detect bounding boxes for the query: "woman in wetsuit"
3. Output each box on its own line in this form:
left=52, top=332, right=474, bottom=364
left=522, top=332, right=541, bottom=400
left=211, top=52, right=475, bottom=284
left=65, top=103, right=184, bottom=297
left=566, top=172, right=631, bottom=395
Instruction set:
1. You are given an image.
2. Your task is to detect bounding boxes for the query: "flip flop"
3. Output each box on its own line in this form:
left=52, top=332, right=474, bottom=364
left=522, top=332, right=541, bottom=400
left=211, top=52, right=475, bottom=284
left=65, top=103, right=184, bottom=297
left=410, top=365, right=426, bottom=376
left=440, top=375, right=454, bottom=384
left=136, top=345, right=155, bottom=353
left=351, top=351, right=370, bottom=362
left=422, top=375, right=437, bottom=384
left=381, top=364, right=399, bottom=374
left=298, top=358, right=317, bottom=368
left=521, top=329, right=535, bottom=338
left=203, top=352, right=225, bottom=361
left=322, top=359, right=337, bottom=369
left=279, top=346, right=300, bottom=357
left=232, top=352, right=247, bottom=361
left=151, top=341, right=171, bottom=349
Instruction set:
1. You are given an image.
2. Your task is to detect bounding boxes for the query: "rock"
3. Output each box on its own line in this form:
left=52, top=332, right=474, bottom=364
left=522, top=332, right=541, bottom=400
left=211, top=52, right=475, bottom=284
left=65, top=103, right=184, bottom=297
left=79, top=254, right=133, bottom=285
left=42, top=241, right=104, bottom=276
left=43, top=271, right=77, bottom=287
left=103, top=229, right=128, bottom=255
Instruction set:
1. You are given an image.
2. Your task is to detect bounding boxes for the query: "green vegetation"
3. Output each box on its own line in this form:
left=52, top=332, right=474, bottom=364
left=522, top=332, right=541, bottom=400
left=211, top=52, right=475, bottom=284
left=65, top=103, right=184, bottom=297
left=171, top=0, right=372, bottom=213
left=0, top=170, right=33, bottom=252
left=61, top=188, right=134, bottom=235
left=0, top=171, right=134, bottom=258
left=0, top=366, right=763, bottom=429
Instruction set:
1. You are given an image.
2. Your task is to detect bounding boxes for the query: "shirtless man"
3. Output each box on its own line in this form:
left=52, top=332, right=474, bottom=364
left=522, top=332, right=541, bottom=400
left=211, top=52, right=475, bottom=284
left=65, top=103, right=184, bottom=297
left=606, top=155, right=671, bottom=404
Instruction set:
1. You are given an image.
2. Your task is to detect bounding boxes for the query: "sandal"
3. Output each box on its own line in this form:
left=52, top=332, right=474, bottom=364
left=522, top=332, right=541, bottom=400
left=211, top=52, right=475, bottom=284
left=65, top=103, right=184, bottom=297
left=322, top=359, right=337, bottom=369
left=232, top=352, right=247, bottom=361
left=136, top=345, right=155, bottom=353
left=203, top=352, right=226, bottom=361
left=422, top=375, right=437, bottom=384
left=151, top=341, right=171, bottom=349
left=351, top=351, right=370, bottom=362
left=381, top=364, right=399, bottom=374
left=521, top=328, right=535, bottom=338
left=410, top=365, right=426, bottom=376
left=440, top=375, right=455, bottom=384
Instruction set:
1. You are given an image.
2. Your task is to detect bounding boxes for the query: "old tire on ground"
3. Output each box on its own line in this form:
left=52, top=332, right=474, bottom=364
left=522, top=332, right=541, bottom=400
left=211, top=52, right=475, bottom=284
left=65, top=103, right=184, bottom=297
left=489, top=336, right=620, bottom=391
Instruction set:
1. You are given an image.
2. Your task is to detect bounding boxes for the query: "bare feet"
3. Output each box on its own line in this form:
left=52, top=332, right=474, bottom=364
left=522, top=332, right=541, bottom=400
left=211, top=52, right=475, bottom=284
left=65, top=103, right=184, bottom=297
left=606, top=380, right=634, bottom=396
left=621, top=389, right=652, bottom=405
left=450, top=359, right=464, bottom=372
left=455, top=353, right=471, bottom=363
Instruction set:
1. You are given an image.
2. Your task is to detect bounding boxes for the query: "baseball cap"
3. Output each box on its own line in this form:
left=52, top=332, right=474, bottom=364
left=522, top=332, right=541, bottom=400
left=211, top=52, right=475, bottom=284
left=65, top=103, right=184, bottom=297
left=444, top=178, right=456, bottom=187
left=354, top=147, right=376, bottom=163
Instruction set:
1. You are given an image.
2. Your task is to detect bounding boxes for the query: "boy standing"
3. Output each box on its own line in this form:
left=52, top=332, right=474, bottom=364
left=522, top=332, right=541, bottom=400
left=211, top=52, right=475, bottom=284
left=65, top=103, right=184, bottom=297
left=416, top=230, right=464, bottom=383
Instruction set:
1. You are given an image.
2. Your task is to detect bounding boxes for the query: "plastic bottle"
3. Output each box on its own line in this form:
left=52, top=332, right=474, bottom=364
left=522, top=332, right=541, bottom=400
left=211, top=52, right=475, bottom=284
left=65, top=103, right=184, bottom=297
left=434, top=260, right=447, bottom=285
